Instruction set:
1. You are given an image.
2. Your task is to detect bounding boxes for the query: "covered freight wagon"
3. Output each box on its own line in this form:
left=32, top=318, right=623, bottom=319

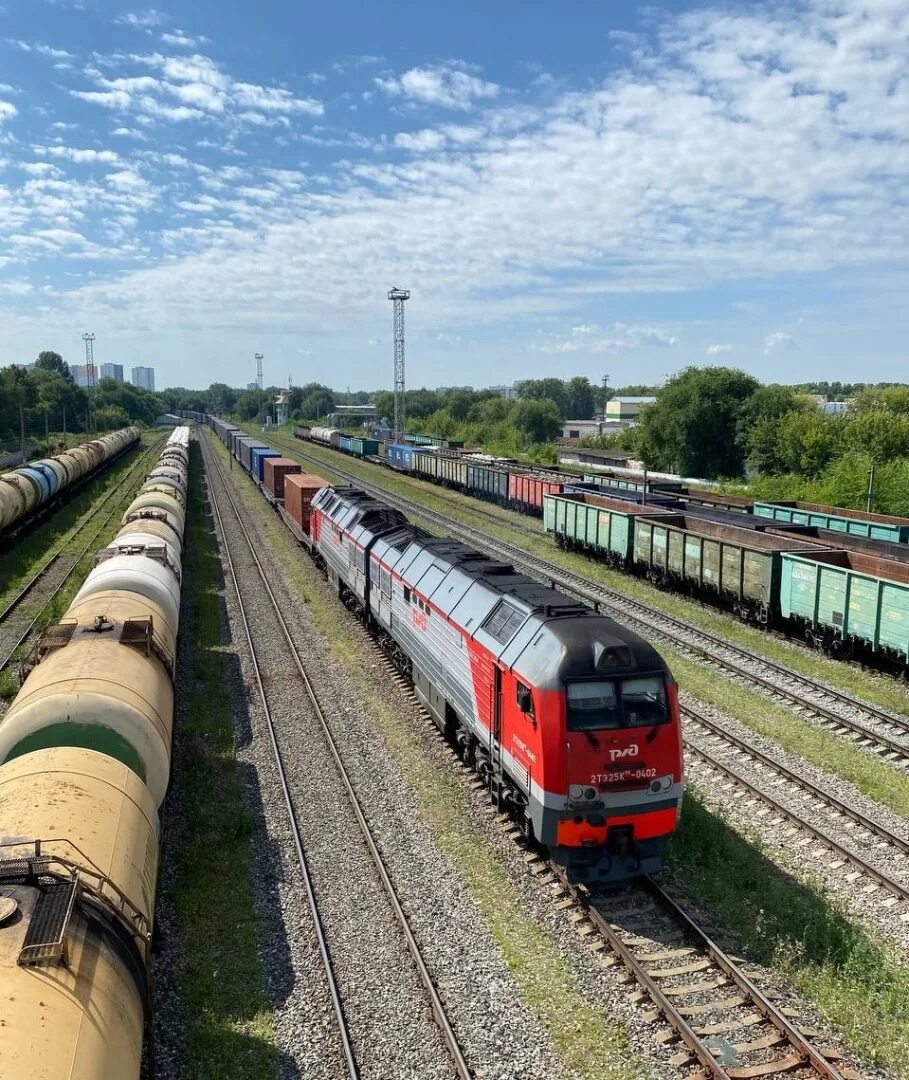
left=633, top=514, right=827, bottom=622
left=753, top=500, right=909, bottom=543
left=779, top=549, right=909, bottom=662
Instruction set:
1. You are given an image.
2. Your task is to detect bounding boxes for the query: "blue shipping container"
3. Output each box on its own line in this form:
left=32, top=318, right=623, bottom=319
left=386, top=443, right=414, bottom=471
left=250, top=447, right=280, bottom=483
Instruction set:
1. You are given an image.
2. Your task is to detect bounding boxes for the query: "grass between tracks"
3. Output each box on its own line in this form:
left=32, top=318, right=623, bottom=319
left=261, top=430, right=909, bottom=719
left=208, top=430, right=650, bottom=1080
left=163, top=440, right=277, bottom=1079
left=0, top=432, right=163, bottom=701
left=219, top=428, right=909, bottom=1078
left=666, top=797, right=909, bottom=1076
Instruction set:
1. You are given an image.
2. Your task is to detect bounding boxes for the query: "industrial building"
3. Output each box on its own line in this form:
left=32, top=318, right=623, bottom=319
left=604, top=395, right=656, bottom=422
left=131, top=366, right=155, bottom=391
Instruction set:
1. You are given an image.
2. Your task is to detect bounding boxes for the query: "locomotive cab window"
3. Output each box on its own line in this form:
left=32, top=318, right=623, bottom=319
left=566, top=677, right=668, bottom=731
left=404, top=586, right=411, bottom=604
left=516, top=681, right=534, bottom=717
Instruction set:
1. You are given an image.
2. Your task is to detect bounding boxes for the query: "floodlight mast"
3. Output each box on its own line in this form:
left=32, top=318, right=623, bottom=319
left=387, top=287, right=410, bottom=441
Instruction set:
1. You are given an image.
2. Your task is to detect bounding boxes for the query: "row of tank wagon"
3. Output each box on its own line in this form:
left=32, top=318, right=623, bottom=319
left=0, top=426, right=140, bottom=533
left=206, top=413, right=685, bottom=884
left=291, top=422, right=909, bottom=669
left=0, top=427, right=190, bottom=1080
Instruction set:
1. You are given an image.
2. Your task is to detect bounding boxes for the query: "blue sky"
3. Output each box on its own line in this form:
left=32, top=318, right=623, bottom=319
left=0, top=0, right=907, bottom=391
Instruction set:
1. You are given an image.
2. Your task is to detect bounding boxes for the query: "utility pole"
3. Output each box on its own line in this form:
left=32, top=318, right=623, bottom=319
left=255, top=352, right=264, bottom=428
left=44, top=409, right=49, bottom=453
left=19, top=405, right=25, bottom=465
left=62, top=405, right=67, bottom=449
left=866, top=465, right=876, bottom=514
left=387, top=287, right=410, bottom=441
left=82, top=332, right=96, bottom=434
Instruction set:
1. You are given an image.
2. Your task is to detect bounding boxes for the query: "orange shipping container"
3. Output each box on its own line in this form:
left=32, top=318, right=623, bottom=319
left=263, top=456, right=301, bottom=499
left=284, top=473, right=327, bottom=535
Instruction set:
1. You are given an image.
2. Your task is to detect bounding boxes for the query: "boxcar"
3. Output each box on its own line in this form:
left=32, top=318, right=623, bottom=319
left=633, top=514, right=827, bottom=622
left=779, top=549, right=909, bottom=662
left=544, top=492, right=675, bottom=564
left=508, top=474, right=563, bottom=515
left=753, top=500, right=909, bottom=543
left=466, top=463, right=509, bottom=503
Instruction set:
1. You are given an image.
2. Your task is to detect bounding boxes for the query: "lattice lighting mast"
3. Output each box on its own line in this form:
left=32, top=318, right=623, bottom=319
left=82, top=332, right=96, bottom=434
left=255, top=352, right=264, bottom=426
left=387, top=287, right=410, bottom=441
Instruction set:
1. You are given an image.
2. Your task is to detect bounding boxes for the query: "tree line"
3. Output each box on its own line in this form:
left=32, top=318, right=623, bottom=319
left=0, top=352, right=164, bottom=452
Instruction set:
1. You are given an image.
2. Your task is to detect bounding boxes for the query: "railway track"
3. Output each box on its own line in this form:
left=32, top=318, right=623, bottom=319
left=0, top=435, right=166, bottom=676
left=216, top=430, right=878, bottom=1078
left=549, top=869, right=860, bottom=1080
left=200, top=433, right=471, bottom=1080
left=271, top=437, right=909, bottom=771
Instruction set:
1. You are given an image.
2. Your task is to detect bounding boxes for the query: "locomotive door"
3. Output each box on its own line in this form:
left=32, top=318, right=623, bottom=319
left=491, top=664, right=504, bottom=789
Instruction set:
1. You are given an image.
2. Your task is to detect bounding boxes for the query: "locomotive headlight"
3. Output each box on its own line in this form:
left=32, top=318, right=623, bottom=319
left=649, top=774, right=673, bottom=795
left=569, top=785, right=584, bottom=800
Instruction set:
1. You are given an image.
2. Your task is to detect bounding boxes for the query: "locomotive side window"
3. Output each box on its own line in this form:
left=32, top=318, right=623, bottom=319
left=516, top=681, right=534, bottom=717
left=404, top=586, right=411, bottom=604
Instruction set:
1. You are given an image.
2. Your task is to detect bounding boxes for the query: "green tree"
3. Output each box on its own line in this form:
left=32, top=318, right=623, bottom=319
left=565, top=376, right=595, bottom=419
left=511, top=398, right=562, bottom=443
left=515, top=378, right=569, bottom=415
left=35, top=350, right=70, bottom=379
left=636, top=366, right=760, bottom=478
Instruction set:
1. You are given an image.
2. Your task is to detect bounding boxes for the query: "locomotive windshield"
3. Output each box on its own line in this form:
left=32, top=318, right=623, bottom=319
left=567, top=676, right=668, bottom=731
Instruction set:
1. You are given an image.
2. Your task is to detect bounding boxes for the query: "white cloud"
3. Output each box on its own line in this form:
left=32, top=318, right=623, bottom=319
left=115, top=10, right=166, bottom=29
left=39, top=145, right=121, bottom=164
left=706, top=343, right=733, bottom=356
left=0, top=100, right=16, bottom=123
left=68, top=50, right=323, bottom=125
left=376, top=62, right=501, bottom=110
left=534, top=322, right=677, bottom=354
left=393, top=128, right=447, bottom=152
left=614, top=323, right=678, bottom=347
left=160, top=31, right=210, bottom=48
left=763, top=332, right=798, bottom=355
left=8, top=40, right=73, bottom=59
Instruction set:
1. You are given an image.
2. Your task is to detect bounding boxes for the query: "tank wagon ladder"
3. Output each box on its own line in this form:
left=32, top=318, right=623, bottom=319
left=200, top=434, right=472, bottom=1080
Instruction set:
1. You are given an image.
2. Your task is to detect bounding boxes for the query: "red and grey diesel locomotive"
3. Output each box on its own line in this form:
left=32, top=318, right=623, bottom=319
left=200, top=414, right=684, bottom=881
left=309, top=485, right=683, bottom=882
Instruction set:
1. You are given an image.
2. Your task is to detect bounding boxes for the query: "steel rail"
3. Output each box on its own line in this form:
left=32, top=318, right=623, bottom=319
left=270, top=439, right=909, bottom=766
left=686, top=741, right=909, bottom=904
left=202, top=432, right=472, bottom=1080
left=0, top=436, right=168, bottom=673
left=684, top=706, right=909, bottom=857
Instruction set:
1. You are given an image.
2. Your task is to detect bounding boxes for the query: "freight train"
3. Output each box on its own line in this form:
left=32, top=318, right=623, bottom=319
left=0, top=427, right=189, bottom=1080
left=0, top=426, right=140, bottom=534
left=285, top=425, right=909, bottom=670
left=205, top=413, right=684, bottom=883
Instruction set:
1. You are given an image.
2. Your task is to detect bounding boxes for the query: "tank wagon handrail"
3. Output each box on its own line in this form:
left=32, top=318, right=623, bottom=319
left=0, top=837, right=152, bottom=958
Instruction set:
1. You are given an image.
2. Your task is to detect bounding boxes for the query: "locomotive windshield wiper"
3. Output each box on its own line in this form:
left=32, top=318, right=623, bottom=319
left=584, top=729, right=600, bottom=747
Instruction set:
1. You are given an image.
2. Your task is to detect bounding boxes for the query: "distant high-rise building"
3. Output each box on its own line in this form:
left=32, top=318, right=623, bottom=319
left=131, top=366, right=155, bottom=391
left=100, top=363, right=124, bottom=382
left=247, top=381, right=258, bottom=391
left=488, top=384, right=518, bottom=400
left=70, top=363, right=97, bottom=388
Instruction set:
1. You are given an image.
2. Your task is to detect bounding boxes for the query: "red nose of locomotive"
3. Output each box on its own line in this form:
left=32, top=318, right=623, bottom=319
left=552, top=678, right=683, bottom=882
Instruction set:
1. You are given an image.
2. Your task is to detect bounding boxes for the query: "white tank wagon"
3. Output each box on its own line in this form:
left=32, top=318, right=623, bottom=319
left=0, top=427, right=140, bottom=533
left=0, top=426, right=190, bottom=1080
